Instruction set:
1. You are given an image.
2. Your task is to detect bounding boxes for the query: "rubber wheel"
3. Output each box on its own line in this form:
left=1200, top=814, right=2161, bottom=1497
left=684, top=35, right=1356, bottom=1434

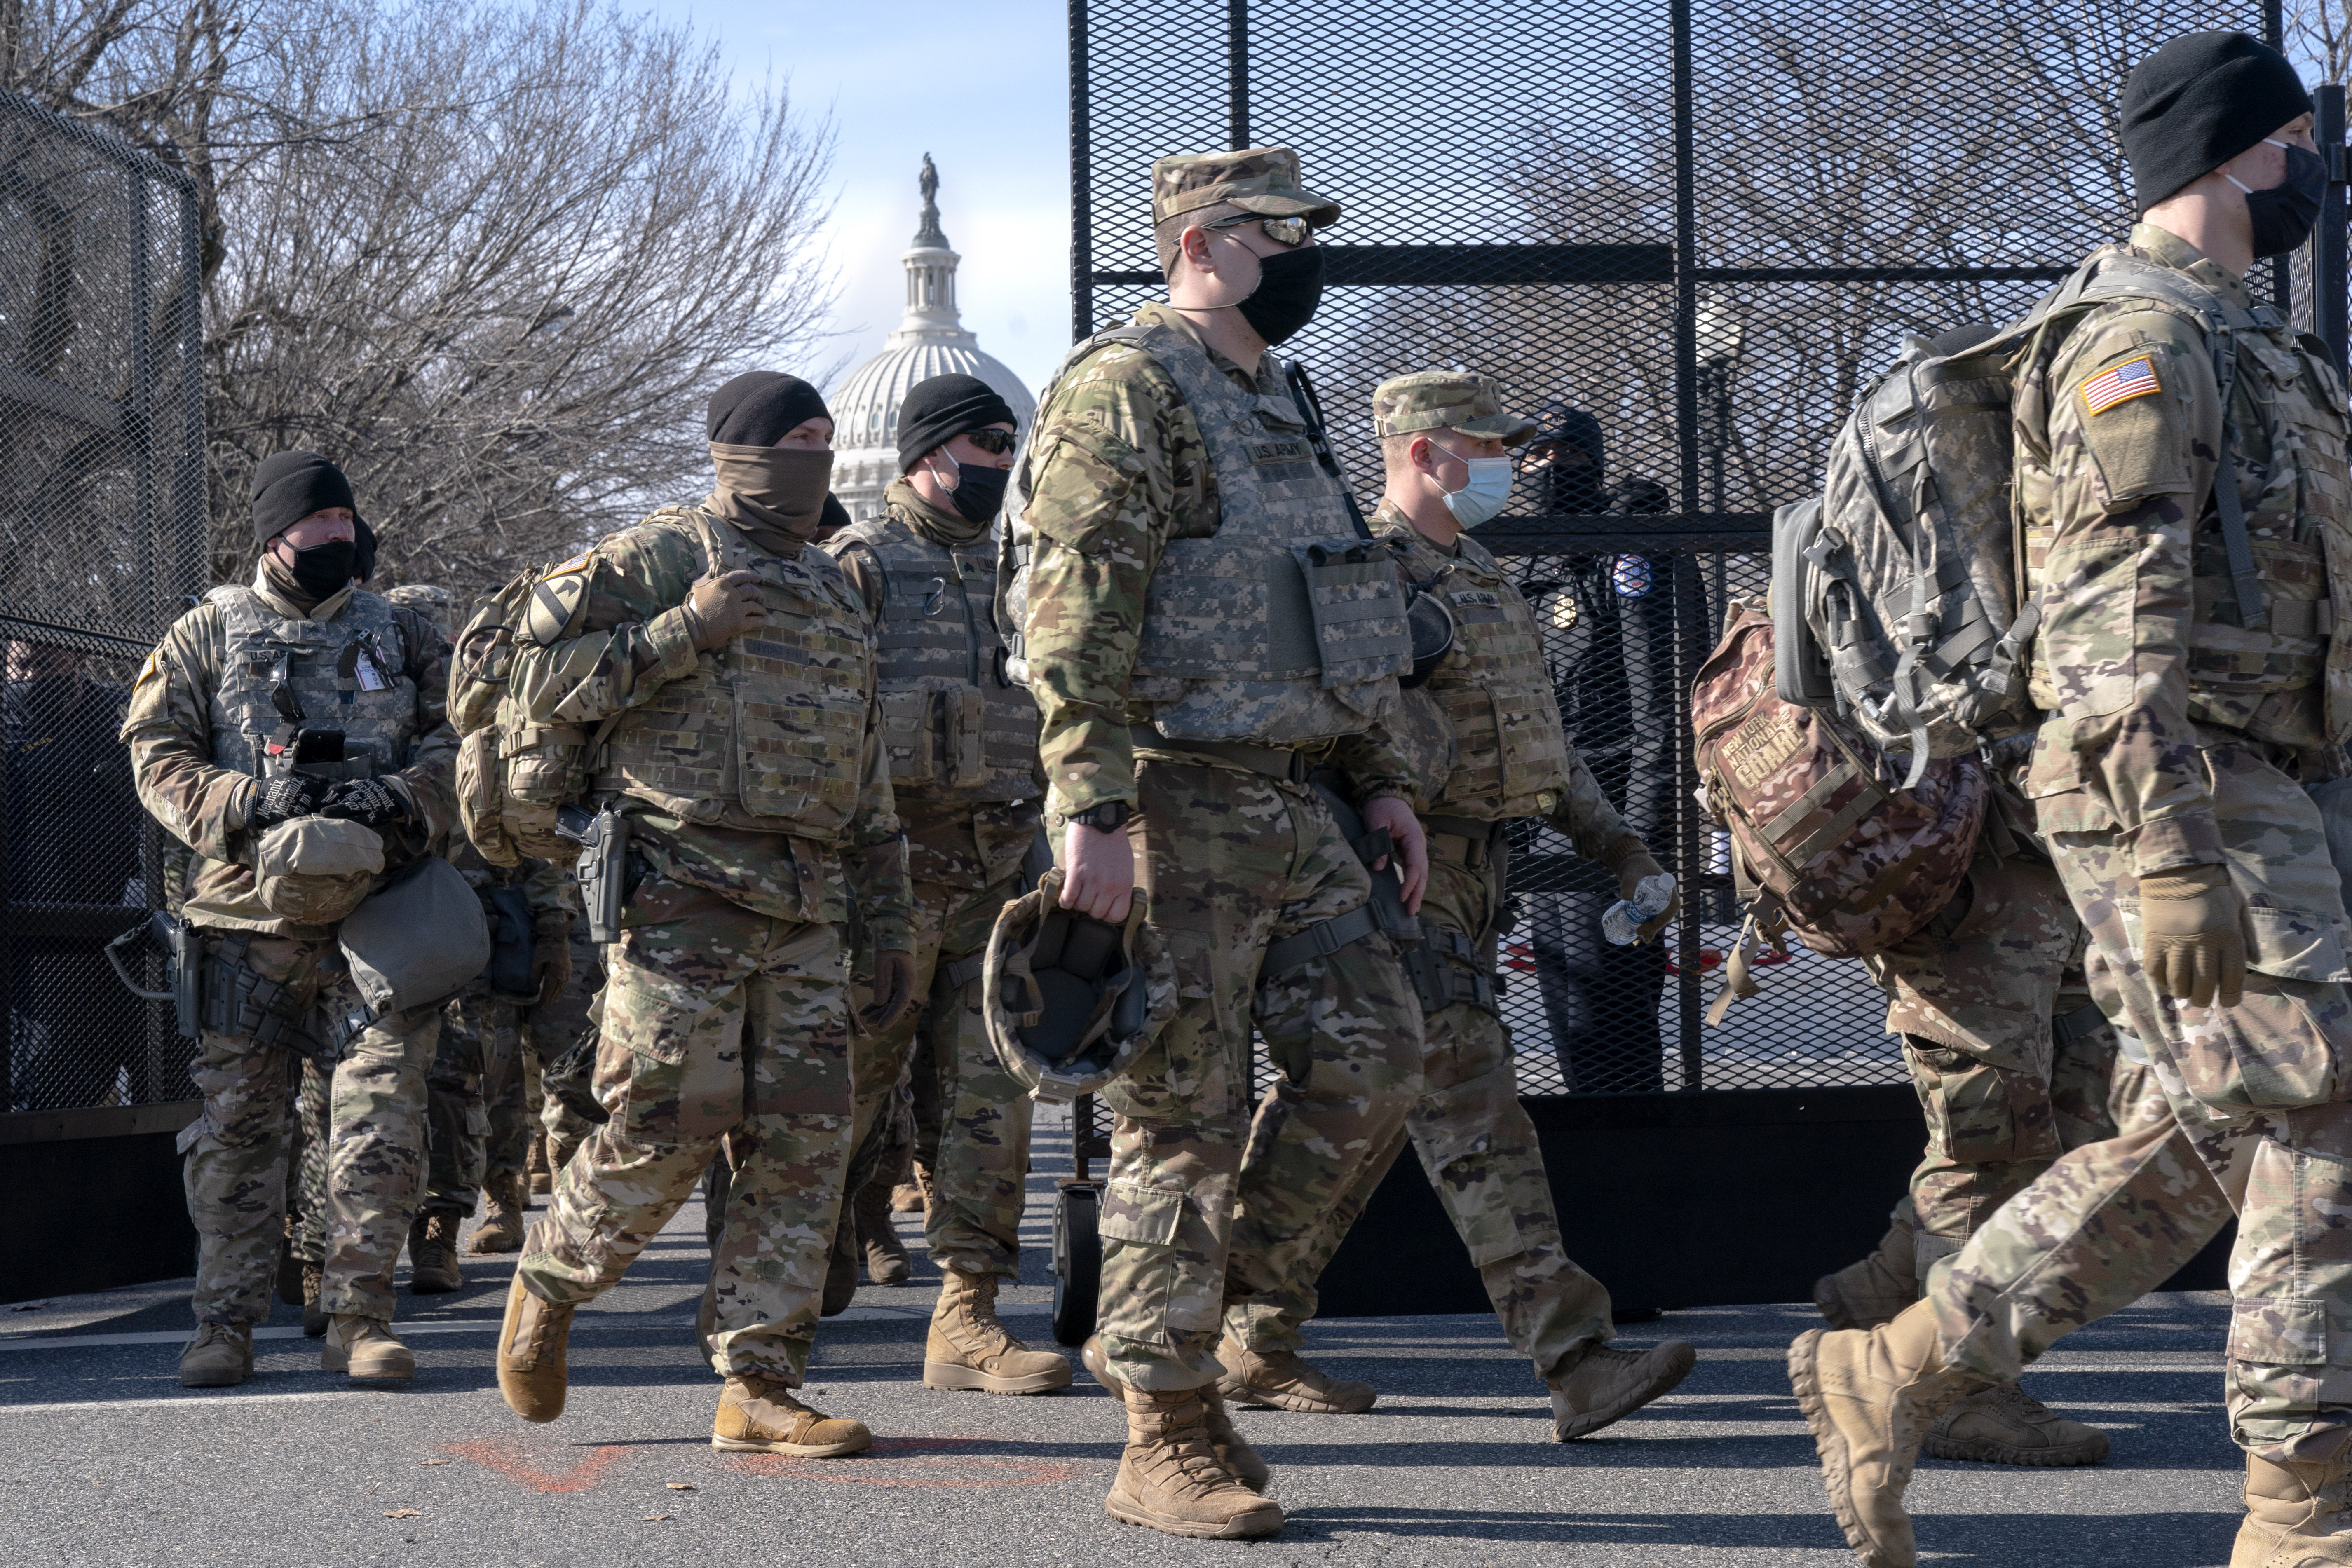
left=1050, top=1183, right=1102, bottom=1346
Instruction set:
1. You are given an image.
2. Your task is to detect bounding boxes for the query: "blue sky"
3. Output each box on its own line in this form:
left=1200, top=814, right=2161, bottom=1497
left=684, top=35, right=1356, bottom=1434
left=645, top=0, right=1073, bottom=396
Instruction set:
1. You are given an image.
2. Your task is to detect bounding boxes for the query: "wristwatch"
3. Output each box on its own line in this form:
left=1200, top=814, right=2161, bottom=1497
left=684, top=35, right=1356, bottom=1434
left=1070, top=800, right=1133, bottom=832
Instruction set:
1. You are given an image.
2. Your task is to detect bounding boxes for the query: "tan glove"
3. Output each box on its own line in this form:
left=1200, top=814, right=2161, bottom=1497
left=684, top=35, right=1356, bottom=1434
left=1614, top=848, right=1681, bottom=943
left=678, top=569, right=766, bottom=651
left=862, top=949, right=916, bottom=1032
left=2140, top=865, right=2246, bottom=1010
left=530, top=918, right=572, bottom=1008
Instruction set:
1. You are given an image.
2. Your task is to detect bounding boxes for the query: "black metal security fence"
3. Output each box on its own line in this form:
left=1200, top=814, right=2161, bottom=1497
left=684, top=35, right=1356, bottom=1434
left=1071, top=0, right=2342, bottom=1094
left=0, top=91, right=206, bottom=1113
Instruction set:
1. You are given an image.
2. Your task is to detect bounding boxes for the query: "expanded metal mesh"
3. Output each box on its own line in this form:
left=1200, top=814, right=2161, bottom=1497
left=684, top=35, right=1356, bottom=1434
left=0, top=91, right=205, bottom=1111
left=1078, top=0, right=2302, bottom=1094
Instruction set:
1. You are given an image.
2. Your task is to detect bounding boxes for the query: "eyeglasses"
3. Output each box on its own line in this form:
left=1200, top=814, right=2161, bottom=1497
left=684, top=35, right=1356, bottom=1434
left=961, top=427, right=1019, bottom=455
left=1206, top=213, right=1313, bottom=248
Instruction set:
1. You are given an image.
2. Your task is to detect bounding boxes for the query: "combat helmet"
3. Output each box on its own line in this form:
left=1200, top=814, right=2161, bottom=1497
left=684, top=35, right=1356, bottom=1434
left=982, top=868, right=1177, bottom=1104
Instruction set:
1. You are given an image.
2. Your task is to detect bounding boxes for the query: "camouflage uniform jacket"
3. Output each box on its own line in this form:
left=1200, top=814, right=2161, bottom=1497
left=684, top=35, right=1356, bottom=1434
left=1018, top=302, right=1412, bottom=816
left=2024, top=222, right=2352, bottom=876
left=502, top=511, right=910, bottom=952
left=122, top=572, right=457, bottom=937
left=832, top=482, right=1041, bottom=894
left=1373, top=501, right=1642, bottom=868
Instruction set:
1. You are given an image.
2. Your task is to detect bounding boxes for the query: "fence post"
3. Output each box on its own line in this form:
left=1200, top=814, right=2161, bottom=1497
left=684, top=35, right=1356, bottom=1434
left=2319, top=84, right=2348, bottom=375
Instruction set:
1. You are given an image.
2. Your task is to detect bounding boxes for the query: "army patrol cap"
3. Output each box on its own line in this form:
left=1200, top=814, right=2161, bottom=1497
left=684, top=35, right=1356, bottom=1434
left=1372, top=371, right=1539, bottom=445
left=1152, top=146, right=1341, bottom=228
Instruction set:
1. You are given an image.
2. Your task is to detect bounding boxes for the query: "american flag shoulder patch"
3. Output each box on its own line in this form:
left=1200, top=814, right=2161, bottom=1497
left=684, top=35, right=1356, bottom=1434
left=2080, top=355, right=2162, bottom=416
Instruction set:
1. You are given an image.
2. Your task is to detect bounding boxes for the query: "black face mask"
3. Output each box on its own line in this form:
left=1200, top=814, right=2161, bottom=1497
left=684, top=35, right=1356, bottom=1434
left=947, top=462, right=1012, bottom=525
left=1235, top=245, right=1325, bottom=346
left=2244, top=142, right=2326, bottom=259
left=284, top=539, right=357, bottom=599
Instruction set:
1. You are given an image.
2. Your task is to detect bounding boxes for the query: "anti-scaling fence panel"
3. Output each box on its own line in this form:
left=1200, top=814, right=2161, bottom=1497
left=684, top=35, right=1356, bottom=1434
left=0, top=91, right=206, bottom=1112
left=1074, top=0, right=2320, bottom=1095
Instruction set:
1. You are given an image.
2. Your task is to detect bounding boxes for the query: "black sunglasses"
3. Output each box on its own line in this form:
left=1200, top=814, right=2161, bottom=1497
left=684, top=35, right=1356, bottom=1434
left=961, top=428, right=1018, bottom=455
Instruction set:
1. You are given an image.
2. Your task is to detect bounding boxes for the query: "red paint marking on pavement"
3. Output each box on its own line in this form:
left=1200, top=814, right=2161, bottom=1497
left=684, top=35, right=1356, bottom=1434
left=729, top=1436, right=1081, bottom=1488
left=440, top=1439, right=626, bottom=1493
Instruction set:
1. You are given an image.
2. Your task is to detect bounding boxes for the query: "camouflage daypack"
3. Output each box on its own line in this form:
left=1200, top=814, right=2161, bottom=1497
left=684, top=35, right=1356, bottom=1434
left=1693, top=599, right=1986, bottom=961
left=448, top=548, right=627, bottom=867
left=1775, top=246, right=2274, bottom=783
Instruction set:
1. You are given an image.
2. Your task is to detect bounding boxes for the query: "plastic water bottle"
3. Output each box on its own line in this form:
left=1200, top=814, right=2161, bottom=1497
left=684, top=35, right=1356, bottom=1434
left=1602, top=872, right=1677, bottom=946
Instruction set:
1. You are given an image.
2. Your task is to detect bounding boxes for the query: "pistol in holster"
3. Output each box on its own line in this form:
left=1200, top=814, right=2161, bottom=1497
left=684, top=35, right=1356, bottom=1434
left=105, top=910, right=201, bottom=1040
left=558, top=799, right=630, bottom=945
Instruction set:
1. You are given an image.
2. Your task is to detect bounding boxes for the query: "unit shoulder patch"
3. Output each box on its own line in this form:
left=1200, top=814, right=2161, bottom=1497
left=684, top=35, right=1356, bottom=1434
left=2079, top=354, right=2162, bottom=416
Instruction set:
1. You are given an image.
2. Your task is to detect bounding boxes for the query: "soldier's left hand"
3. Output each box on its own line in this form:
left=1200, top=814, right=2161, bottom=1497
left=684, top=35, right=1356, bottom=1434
left=1362, top=796, right=1428, bottom=916
left=863, top=949, right=917, bottom=1031
left=317, top=776, right=412, bottom=828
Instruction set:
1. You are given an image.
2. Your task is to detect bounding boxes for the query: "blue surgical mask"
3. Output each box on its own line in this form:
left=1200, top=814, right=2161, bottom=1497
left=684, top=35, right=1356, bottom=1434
left=1440, top=454, right=1514, bottom=526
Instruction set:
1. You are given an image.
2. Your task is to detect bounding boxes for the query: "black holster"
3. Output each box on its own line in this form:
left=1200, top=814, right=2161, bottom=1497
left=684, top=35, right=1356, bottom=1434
left=1259, top=771, right=1425, bottom=982
left=104, top=910, right=202, bottom=1040
left=202, top=932, right=329, bottom=1058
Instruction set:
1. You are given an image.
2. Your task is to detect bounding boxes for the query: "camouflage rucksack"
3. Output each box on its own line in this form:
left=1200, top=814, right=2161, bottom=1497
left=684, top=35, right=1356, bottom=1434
left=1693, top=599, right=1986, bottom=961
left=447, top=550, right=621, bottom=867
left=1775, top=246, right=2270, bottom=783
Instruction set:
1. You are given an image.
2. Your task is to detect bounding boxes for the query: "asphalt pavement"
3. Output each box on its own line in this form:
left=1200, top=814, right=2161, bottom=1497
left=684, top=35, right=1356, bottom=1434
left=0, top=1111, right=2247, bottom=1566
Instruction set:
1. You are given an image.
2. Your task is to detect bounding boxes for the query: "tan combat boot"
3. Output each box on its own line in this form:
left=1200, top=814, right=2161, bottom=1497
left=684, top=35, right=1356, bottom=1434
left=300, top=1261, right=327, bottom=1338
left=711, top=1374, right=872, bottom=1457
left=924, top=1267, right=1074, bottom=1395
left=323, top=1315, right=416, bottom=1380
left=1106, top=1383, right=1285, bottom=1539
left=407, top=1211, right=462, bottom=1294
left=890, top=1160, right=934, bottom=1216
left=1549, top=1337, right=1699, bottom=1439
left=469, top=1174, right=528, bottom=1255
left=1923, top=1380, right=2109, bottom=1466
left=1815, top=1209, right=1918, bottom=1331
left=526, top=1134, right=552, bottom=1197
left=1216, top=1334, right=1375, bottom=1414
left=496, top=1271, right=574, bottom=1422
left=178, top=1322, right=253, bottom=1388
left=854, top=1177, right=911, bottom=1285
left=1083, top=1334, right=1267, bottom=1490
left=2234, top=1452, right=2352, bottom=1568
left=1789, top=1298, right=1979, bottom=1568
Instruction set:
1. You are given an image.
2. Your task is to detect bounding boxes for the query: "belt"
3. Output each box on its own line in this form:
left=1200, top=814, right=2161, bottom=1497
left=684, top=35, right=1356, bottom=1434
left=940, top=949, right=988, bottom=990
left=1423, top=813, right=1504, bottom=870
left=1130, top=724, right=1312, bottom=784
left=2050, top=999, right=2109, bottom=1049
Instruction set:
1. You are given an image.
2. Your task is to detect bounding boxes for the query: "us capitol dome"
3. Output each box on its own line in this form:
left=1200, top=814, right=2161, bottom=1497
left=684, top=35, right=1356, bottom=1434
left=830, top=156, right=1036, bottom=520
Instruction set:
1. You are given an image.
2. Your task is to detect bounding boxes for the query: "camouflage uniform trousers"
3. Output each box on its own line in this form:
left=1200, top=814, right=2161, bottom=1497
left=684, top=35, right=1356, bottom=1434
left=527, top=921, right=606, bottom=1172
left=518, top=874, right=853, bottom=1383
left=1934, top=747, right=2352, bottom=1460
left=846, top=870, right=1032, bottom=1274
left=1224, top=842, right=1608, bottom=1380
left=1086, top=756, right=1423, bottom=1393
left=184, top=932, right=439, bottom=1325
left=287, top=1054, right=331, bottom=1267
left=1864, top=851, right=2134, bottom=1285
left=422, top=981, right=522, bottom=1217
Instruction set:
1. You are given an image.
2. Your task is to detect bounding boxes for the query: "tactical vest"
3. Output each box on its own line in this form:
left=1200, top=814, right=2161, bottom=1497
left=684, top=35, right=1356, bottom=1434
left=2022, top=264, right=2352, bottom=747
left=830, top=507, right=1039, bottom=805
left=207, top=586, right=419, bottom=780
left=595, top=508, right=873, bottom=842
left=1004, top=318, right=1410, bottom=745
left=1386, top=528, right=1572, bottom=818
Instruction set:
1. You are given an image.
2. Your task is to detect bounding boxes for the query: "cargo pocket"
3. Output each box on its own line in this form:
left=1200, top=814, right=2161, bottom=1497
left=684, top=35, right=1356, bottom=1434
left=2228, top=1295, right=2330, bottom=1366
left=878, top=688, right=938, bottom=787
left=1097, top=1180, right=1187, bottom=1247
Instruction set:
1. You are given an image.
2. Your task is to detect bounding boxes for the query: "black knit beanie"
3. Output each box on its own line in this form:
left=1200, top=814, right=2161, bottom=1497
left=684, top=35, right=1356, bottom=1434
left=896, top=374, right=1018, bottom=473
left=2121, top=31, right=2312, bottom=212
left=250, top=450, right=359, bottom=547
left=707, top=372, right=831, bottom=446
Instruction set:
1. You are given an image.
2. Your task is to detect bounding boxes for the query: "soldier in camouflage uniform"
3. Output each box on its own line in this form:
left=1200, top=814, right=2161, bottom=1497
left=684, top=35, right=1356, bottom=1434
left=125, top=450, right=457, bottom=1388
left=1008, top=147, right=1430, bottom=1540
left=490, top=372, right=914, bottom=1458
left=1793, top=36, right=2352, bottom=1567
left=823, top=373, right=1065, bottom=1391
left=528, top=912, right=605, bottom=1173
left=1815, top=825, right=2129, bottom=1467
left=1212, top=371, right=1698, bottom=1441
left=382, top=584, right=578, bottom=1279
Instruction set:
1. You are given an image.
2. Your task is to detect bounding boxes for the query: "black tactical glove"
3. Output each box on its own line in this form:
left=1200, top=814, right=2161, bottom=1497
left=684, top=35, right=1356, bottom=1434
left=317, top=776, right=412, bottom=829
left=861, top=949, right=917, bottom=1032
left=244, top=775, right=325, bottom=832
